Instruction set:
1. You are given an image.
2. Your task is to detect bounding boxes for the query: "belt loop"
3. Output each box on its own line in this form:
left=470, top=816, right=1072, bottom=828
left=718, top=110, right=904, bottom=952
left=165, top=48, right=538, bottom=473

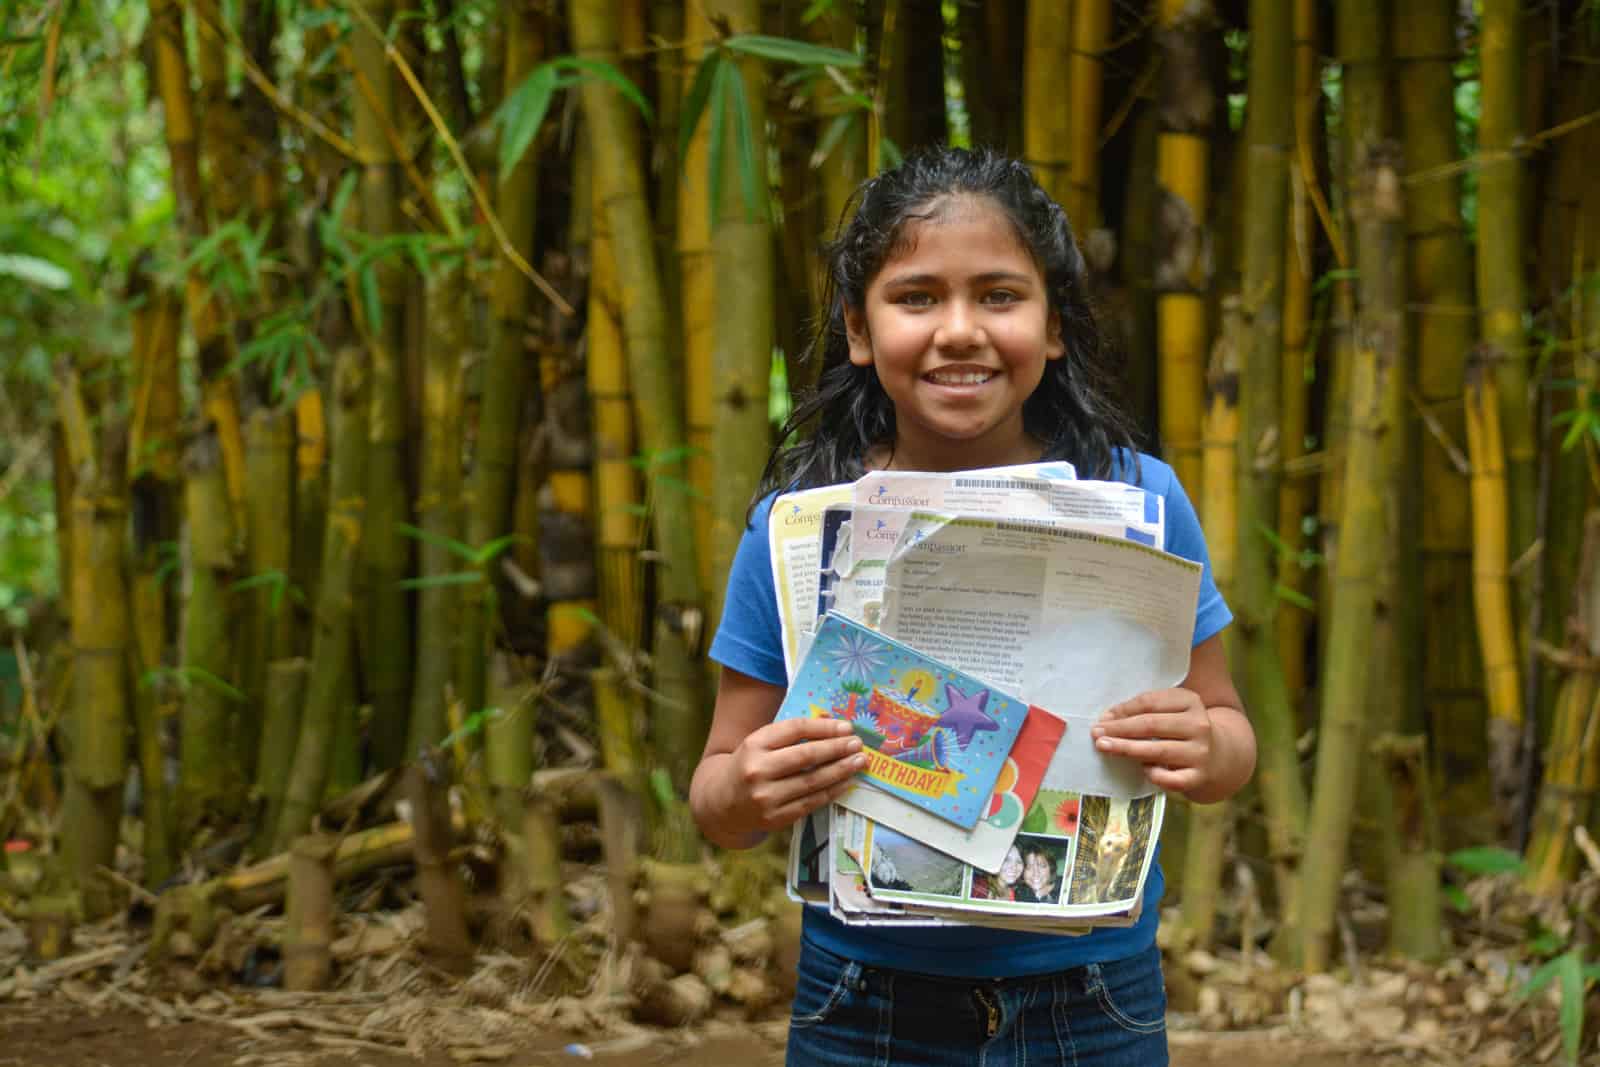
left=1082, top=962, right=1103, bottom=997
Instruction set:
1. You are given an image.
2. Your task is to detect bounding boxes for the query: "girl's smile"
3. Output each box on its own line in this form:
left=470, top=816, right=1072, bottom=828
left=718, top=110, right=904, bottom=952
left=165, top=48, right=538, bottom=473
left=844, top=196, right=1065, bottom=471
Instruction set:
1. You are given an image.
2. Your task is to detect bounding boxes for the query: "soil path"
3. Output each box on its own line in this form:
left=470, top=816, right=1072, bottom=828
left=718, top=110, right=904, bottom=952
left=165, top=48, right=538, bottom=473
left=0, top=1002, right=1422, bottom=1067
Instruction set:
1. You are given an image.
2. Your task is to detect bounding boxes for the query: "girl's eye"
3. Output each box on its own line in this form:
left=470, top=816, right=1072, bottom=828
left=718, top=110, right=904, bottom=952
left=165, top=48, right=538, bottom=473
left=984, top=289, right=1020, bottom=305
left=897, top=291, right=935, bottom=307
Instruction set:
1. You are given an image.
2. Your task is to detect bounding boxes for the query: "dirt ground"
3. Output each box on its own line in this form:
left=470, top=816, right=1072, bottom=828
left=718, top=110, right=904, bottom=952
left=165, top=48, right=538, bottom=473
left=0, top=999, right=1428, bottom=1067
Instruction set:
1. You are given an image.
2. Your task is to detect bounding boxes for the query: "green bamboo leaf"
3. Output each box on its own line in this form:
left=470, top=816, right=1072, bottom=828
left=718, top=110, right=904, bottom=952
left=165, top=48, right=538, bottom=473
left=359, top=264, right=382, bottom=335
left=181, top=665, right=247, bottom=703
left=397, top=571, right=484, bottom=590
left=879, top=135, right=903, bottom=170
left=496, top=64, right=558, bottom=183
left=680, top=51, right=723, bottom=166
left=471, top=533, right=530, bottom=565
left=812, top=112, right=856, bottom=168
left=1557, top=951, right=1584, bottom=1066
left=723, top=33, right=860, bottom=68
left=800, top=0, right=835, bottom=24
left=229, top=570, right=286, bottom=594
left=1519, top=954, right=1563, bottom=1001
left=0, top=253, right=71, bottom=291
left=724, top=60, right=764, bottom=223
left=1442, top=884, right=1470, bottom=913
left=706, top=56, right=731, bottom=220
left=396, top=521, right=477, bottom=561
left=1273, top=583, right=1316, bottom=612
left=555, top=57, right=654, bottom=122
left=1446, top=845, right=1525, bottom=876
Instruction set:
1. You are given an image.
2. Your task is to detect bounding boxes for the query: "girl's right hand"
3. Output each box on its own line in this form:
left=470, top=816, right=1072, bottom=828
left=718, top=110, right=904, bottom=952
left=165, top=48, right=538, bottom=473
left=721, top=718, right=867, bottom=834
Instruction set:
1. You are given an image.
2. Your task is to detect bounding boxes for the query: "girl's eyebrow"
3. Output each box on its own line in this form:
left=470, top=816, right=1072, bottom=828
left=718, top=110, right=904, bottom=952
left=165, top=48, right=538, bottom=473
left=879, top=270, right=1035, bottom=288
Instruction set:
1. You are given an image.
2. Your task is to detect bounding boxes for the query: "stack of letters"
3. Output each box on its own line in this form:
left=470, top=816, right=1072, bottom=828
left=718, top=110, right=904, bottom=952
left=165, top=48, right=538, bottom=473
left=773, top=463, right=1201, bottom=933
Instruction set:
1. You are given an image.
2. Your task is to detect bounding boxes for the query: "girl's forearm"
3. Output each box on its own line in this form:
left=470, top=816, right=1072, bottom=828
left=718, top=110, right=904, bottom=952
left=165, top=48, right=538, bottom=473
left=689, top=753, right=768, bottom=850
left=1186, top=704, right=1257, bottom=805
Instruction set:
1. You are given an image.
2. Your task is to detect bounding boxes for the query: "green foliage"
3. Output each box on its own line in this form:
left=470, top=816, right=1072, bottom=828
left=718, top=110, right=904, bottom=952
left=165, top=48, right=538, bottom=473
left=495, top=56, right=653, bottom=183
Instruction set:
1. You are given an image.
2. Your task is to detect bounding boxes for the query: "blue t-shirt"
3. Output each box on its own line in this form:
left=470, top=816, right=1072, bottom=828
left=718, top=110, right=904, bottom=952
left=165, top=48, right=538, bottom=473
left=708, top=452, right=1232, bottom=978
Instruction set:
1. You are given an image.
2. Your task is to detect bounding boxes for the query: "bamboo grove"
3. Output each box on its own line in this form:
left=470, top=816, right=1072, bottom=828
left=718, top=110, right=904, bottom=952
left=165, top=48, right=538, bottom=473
left=3, top=0, right=1600, bottom=977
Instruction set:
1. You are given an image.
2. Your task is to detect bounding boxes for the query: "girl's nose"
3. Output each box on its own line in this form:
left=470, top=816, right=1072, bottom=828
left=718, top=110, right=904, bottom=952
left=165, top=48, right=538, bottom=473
left=934, top=301, right=985, bottom=350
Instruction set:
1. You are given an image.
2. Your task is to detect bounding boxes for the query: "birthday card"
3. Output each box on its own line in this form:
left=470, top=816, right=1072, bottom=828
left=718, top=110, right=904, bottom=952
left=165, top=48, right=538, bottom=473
left=776, top=613, right=1034, bottom=829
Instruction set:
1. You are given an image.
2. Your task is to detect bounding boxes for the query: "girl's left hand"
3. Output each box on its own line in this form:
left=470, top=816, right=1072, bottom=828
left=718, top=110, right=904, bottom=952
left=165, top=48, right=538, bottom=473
left=1090, top=687, right=1219, bottom=797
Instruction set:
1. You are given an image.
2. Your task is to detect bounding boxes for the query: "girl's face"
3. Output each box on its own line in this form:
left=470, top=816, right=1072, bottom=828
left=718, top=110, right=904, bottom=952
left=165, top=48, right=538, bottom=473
left=845, top=196, right=1065, bottom=472
left=999, top=845, right=1023, bottom=885
left=1023, top=851, right=1055, bottom=896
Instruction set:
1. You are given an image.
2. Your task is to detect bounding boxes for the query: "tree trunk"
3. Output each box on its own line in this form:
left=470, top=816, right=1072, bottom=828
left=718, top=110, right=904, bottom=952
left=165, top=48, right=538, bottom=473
left=277, top=348, right=370, bottom=850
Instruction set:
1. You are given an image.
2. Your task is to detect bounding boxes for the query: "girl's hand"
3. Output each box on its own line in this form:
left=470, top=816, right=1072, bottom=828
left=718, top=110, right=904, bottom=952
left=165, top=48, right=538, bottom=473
left=720, top=718, right=868, bottom=834
left=1090, top=687, right=1224, bottom=798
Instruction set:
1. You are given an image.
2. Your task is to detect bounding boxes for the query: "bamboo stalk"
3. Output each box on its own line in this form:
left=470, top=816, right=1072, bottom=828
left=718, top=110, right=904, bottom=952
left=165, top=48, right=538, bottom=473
left=353, top=0, right=415, bottom=771
left=1478, top=0, right=1538, bottom=591
left=1064, top=0, right=1108, bottom=231
left=179, top=430, right=244, bottom=839
left=1465, top=353, right=1525, bottom=816
left=521, top=782, right=572, bottom=946
left=284, top=834, right=337, bottom=991
left=1177, top=296, right=1241, bottom=951
left=706, top=0, right=773, bottom=634
left=1155, top=0, right=1215, bottom=503
left=680, top=4, right=716, bottom=610
left=62, top=416, right=131, bottom=914
left=1023, top=0, right=1074, bottom=209
left=241, top=407, right=295, bottom=767
left=407, top=268, right=467, bottom=756
left=276, top=348, right=371, bottom=851
left=879, top=0, right=947, bottom=154
left=485, top=650, right=534, bottom=836
left=252, top=658, right=309, bottom=854
left=293, top=388, right=328, bottom=645
left=1275, top=0, right=1317, bottom=699
left=571, top=0, right=705, bottom=847
left=1298, top=62, right=1407, bottom=969
left=1394, top=0, right=1487, bottom=841
left=455, top=1, right=548, bottom=728
left=1375, top=734, right=1442, bottom=959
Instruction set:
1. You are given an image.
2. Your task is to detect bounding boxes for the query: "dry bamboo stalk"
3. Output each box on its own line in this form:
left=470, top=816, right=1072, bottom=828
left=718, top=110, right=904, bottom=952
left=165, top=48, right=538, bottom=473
left=1022, top=0, right=1074, bottom=210
left=521, top=785, right=572, bottom=947
left=594, top=771, right=642, bottom=948
left=1065, top=0, right=1109, bottom=231
left=284, top=834, right=337, bottom=991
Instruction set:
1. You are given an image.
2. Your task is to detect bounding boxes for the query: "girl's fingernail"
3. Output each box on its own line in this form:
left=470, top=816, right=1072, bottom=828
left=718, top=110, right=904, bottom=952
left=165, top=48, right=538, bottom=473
left=1095, top=738, right=1113, bottom=751
left=853, top=754, right=869, bottom=767
left=848, top=738, right=863, bottom=752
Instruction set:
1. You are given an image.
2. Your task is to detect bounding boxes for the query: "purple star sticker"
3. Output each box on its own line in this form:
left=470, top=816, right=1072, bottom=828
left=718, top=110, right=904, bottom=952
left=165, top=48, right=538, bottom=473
left=935, top=684, right=998, bottom=749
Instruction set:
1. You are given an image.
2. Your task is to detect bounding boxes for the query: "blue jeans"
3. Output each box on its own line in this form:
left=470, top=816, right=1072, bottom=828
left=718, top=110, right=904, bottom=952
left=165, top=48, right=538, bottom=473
left=784, top=939, right=1168, bottom=1066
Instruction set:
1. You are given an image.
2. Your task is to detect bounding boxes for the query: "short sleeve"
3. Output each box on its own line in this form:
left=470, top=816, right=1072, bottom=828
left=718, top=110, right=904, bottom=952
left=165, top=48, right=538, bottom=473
left=708, top=494, right=788, bottom=685
left=1147, top=459, right=1233, bottom=646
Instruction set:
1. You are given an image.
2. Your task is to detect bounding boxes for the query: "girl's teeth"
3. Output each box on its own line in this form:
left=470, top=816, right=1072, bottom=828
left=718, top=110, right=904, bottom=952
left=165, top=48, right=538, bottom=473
left=929, top=371, right=992, bottom=385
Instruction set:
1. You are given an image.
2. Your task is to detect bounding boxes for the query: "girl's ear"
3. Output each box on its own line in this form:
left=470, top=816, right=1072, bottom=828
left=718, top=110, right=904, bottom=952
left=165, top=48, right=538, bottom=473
left=845, top=305, right=874, bottom=367
left=1045, top=310, right=1067, bottom=362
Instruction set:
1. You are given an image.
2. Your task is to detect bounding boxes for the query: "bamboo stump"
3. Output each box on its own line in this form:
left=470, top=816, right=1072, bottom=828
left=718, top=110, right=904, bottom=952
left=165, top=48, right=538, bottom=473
left=24, top=892, right=79, bottom=963
left=595, top=771, right=643, bottom=948
left=406, top=755, right=473, bottom=972
left=638, top=860, right=708, bottom=974
left=283, top=833, right=337, bottom=991
left=522, top=779, right=574, bottom=948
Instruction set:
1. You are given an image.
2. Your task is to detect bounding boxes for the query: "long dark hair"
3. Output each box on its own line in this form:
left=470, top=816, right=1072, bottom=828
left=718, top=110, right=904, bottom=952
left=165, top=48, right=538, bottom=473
left=754, top=145, right=1137, bottom=504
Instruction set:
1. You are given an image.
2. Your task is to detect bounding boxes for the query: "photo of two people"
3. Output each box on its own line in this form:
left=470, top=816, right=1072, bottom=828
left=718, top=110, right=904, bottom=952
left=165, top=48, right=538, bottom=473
left=968, top=836, right=1070, bottom=905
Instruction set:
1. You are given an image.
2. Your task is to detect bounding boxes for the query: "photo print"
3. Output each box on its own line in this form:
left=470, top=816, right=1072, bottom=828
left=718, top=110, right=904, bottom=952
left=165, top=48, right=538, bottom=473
left=864, top=824, right=968, bottom=900
left=1066, top=794, right=1158, bottom=906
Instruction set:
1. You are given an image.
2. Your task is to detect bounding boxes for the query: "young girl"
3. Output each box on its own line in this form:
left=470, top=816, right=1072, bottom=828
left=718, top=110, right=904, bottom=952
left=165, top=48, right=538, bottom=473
left=688, top=146, right=1256, bottom=1066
